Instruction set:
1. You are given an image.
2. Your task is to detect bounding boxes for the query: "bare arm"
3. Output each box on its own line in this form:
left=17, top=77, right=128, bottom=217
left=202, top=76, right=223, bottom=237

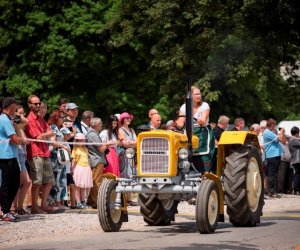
left=176, top=112, right=186, bottom=129
left=197, top=109, right=209, bottom=126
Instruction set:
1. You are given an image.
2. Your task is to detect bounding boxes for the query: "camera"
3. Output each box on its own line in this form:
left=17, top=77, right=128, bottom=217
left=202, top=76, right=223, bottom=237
left=13, top=115, right=21, bottom=124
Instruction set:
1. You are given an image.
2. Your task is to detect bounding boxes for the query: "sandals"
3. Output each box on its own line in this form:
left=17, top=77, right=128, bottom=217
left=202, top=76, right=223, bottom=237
left=17, top=208, right=29, bottom=215
left=31, top=207, right=46, bottom=214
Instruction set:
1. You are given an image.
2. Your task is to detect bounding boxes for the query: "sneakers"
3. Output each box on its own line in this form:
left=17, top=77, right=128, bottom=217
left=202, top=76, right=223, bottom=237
left=2, top=212, right=20, bottom=222
left=76, top=203, right=85, bottom=209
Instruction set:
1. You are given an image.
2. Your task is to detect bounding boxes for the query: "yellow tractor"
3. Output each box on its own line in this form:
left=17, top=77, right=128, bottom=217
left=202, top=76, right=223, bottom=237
left=97, top=86, right=264, bottom=234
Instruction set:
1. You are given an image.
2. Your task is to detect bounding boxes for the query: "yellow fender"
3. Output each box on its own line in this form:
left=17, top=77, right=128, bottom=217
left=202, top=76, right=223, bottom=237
left=218, top=131, right=259, bottom=146
left=216, top=131, right=261, bottom=177
left=203, top=173, right=224, bottom=217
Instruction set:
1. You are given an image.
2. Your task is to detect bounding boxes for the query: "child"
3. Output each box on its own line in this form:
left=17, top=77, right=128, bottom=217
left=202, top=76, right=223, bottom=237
left=71, top=133, right=92, bottom=209
left=60, top=126, right=76, bottom=208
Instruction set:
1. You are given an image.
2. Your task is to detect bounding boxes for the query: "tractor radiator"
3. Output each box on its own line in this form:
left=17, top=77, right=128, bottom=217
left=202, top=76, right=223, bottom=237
left=140, top=137, right=170, bottom=174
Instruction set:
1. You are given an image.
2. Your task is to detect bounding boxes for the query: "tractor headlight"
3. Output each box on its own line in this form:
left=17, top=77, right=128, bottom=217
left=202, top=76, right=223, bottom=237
left=178, top=148, right=188, bottom=160
left=125, top=148, right=135, bottom=159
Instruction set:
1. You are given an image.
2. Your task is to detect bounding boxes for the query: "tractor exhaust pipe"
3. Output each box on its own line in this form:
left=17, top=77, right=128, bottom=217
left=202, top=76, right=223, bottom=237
left=186, top=77, right=193, bottom=163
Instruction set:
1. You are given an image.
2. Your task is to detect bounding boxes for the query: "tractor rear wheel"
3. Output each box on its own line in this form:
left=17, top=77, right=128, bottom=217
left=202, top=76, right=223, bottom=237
left=97, top=179, right=123, bottom=232
left=138, top=193, right=178, bottom=226
left=224, top=146, right=264, bottom=227
left=196, top=179, right=220, bottom=234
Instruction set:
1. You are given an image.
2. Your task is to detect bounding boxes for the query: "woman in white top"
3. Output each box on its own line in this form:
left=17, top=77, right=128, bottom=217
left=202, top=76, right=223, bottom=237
left=100, top=115, right=120, bottom=177
left=177, top=86, right=215, bottom=172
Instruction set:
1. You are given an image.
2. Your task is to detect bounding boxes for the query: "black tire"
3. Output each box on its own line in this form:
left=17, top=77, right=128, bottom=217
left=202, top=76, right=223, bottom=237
left=196, top=179, right=220, bottom=234
left=97, top=179, right=123, bottom=232
left=138, top=193, right=178, bottom=226
left=224, top=146, right=264, bottom=227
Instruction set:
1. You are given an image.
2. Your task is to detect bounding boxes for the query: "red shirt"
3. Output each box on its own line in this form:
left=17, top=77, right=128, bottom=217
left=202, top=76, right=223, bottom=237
left=25, top=111, right=51, bottom=160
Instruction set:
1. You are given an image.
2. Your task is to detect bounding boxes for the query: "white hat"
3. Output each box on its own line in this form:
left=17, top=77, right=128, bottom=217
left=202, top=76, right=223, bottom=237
left=74, top=133, right=85, bottom=140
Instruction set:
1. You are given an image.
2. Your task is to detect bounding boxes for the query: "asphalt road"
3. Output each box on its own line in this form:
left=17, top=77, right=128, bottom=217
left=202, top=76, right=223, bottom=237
left=3, top=213, right=300, bottom=250
left=2, top=194, right=300, bottom=250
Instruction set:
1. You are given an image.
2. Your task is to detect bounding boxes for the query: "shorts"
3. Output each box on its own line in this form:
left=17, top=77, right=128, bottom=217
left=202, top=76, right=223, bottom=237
left=67, top=173, right=75, bottom=186
left=28, top=156, right=55, bottom=185
left=17, top=154, right=27, bottom=172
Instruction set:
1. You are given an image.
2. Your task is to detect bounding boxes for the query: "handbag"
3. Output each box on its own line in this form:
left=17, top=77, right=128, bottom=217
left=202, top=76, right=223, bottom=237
left=57, top=148, right=71, bottom=165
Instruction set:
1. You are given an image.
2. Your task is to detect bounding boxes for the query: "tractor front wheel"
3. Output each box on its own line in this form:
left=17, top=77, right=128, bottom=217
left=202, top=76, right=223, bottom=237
left=97, top=179, right=123, bottom=232
left=196, top=179, right=220, bottom=234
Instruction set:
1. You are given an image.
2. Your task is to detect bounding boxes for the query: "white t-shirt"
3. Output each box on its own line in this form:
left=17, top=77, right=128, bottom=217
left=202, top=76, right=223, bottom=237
left=100, top=129, right=118, bottom=147
left=180, top=102, right=210, bottom=127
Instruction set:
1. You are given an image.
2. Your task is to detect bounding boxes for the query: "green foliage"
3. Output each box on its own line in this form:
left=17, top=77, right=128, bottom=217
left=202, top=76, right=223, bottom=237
left=0, top=0, right=299, bottom=126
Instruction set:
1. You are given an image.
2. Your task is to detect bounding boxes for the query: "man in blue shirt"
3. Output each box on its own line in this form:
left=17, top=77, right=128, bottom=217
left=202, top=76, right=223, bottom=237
left=263, top=118, right=285, bottom=198
left=0, top=97, right=28, bottom=222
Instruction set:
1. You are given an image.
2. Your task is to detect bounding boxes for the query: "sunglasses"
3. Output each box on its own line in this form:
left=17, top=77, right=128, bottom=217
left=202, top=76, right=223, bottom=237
left=31, top=102, right=41, bottom=106
left=125, top=117, right=131, bottom=120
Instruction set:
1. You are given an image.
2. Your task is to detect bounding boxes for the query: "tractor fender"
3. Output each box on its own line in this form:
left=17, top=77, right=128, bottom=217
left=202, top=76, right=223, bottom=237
left=203, top=173, right=224, bottom=218
left=218, top=131, right=260, bottom=150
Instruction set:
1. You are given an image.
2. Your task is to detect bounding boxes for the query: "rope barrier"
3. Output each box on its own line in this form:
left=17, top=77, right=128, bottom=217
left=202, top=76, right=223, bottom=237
left=0, top=138, right=116, bottom=146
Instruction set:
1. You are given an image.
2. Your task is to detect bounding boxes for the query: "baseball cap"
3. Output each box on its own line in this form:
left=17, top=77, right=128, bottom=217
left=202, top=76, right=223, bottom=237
left=60, top=127, right=71, bottom=135
left=2, top=97, right=20, bottom=109
left=66, top=103, right=79, bottom=110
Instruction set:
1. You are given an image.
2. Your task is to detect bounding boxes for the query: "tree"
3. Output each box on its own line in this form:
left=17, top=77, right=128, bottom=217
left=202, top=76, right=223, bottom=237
left=1, top=0, right=299, bottom=125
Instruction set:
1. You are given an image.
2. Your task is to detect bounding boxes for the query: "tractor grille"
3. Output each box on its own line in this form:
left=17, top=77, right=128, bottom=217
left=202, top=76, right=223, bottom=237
left=140, top=137, right=170, bottom=174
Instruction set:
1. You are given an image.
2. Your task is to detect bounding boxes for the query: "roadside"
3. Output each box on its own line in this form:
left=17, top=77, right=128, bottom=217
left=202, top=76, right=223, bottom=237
left=0, top=194, right=299, bottom=248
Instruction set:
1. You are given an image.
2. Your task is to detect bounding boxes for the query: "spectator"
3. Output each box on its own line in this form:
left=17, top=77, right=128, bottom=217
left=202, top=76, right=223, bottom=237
left=148, top=109, right=159, bottom=121
left=71, top=133, right=93, bottom=209
left=48, top=109, right=69, bottom=209
left=86, top=117, right=107, bottom=208
left=137, top=108, right=159, bottom=133
left=12, top=105, right=32, bottom=215
left=63, top=103, right=79, bottom=208
left=149, top=113, right=162, bottom=130
left=80, top=111, right=94, bottom=135
left=57, top=98, right=69, bottom=116
left=231, top=118, right=245, bottom=131
left=259, top=120, right=268, bottom=193
left=25, top=95, right=56, bottom=214
left=118, top=112, right=138, bottom=206
left=212, top=115, right=229, bottom=173
left=263, top=118, right=285, bottom=198
left=0, top=97, right=29, bottom=222
left=100, top=115, right=120, bottom=177
left=65, top=103, right=80, bottom=138
left=288, top=126, right=300, bottom=195
left=60, top=127, right=76, bottom=208
left=177, top=86, right=215, bottom=173
left=278, top=136, right=292, bottom=194
left=249, top=123, right=260, bottom=134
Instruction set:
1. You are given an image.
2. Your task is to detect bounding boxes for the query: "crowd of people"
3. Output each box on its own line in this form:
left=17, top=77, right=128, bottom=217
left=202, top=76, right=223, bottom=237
left=0, top=88, right=300, bottom=223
